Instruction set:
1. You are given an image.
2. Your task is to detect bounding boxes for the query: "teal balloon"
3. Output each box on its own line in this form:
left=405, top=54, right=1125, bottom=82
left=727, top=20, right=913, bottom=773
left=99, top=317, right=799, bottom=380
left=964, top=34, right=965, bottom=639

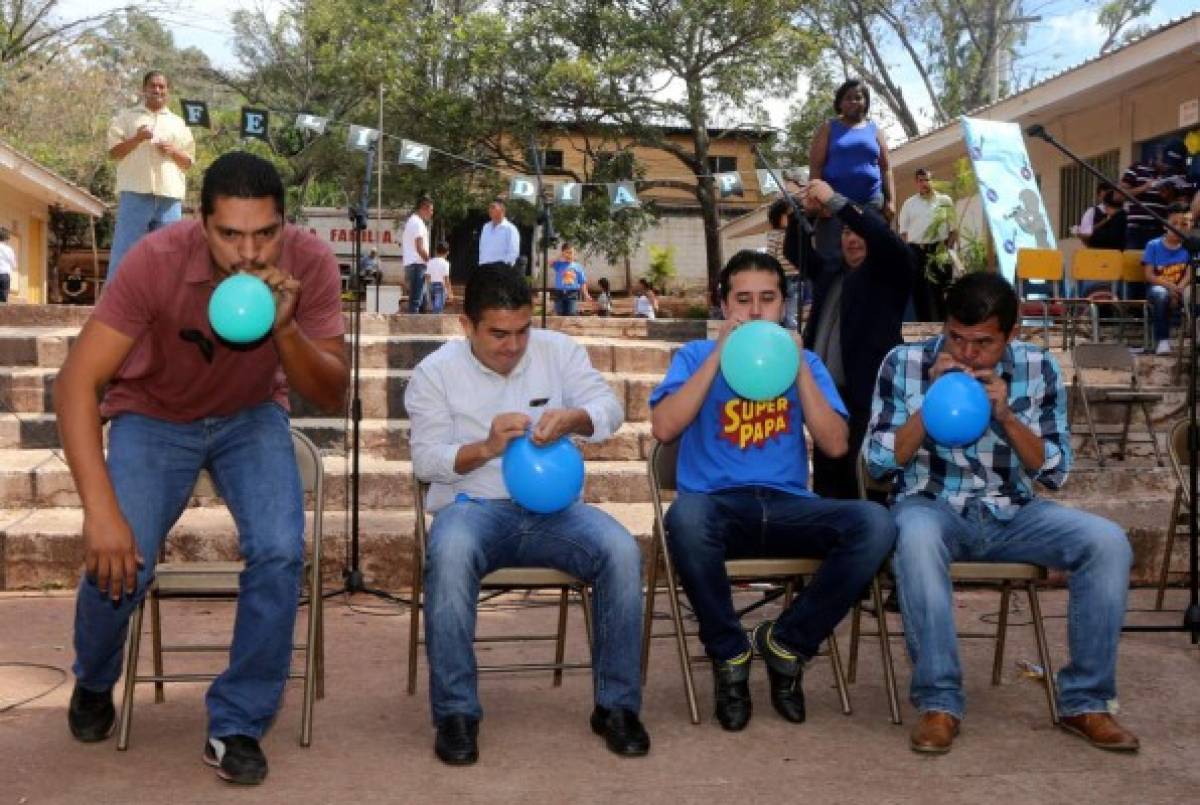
left=208, top=273, right=276, bottom=344
left=720, top=320, right=800, bottom=401
left=923, top=371, right=991, bottom=447
left=502, top=435, right=585, bottom=514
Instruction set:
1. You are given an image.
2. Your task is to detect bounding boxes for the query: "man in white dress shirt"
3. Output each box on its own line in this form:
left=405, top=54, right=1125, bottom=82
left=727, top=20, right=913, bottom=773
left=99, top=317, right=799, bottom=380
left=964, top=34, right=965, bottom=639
left=402, top=197, right=433, bottom=313
left=404, top=266, right=649, bottom=766
left=477, top=197, right=520, bottom=270
left=897, top=167, right=956, bottom=321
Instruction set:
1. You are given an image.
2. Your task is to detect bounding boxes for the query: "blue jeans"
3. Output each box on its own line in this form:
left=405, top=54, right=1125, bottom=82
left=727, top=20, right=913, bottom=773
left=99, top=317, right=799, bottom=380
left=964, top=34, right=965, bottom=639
left=424, top=499, right=643, bottom=722
left=405, top=263, right=427, bottom=313
left=554, top=290, right=580, bottom=316
left=429, top=281, right=446, bottom=313
left=72, top=402, right=304, bottom=740
left=1145, top=285, right=1193, bottom=343
left=891, top=495, right=1132, bottom=720
left=107, top=191, right=182, bottom=280
left=664, top=489, right=896, bottom=661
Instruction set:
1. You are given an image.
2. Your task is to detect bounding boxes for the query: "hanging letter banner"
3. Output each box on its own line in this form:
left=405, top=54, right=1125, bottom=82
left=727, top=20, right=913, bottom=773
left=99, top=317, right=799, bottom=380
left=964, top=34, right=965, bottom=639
left=240, top=107, right=269, bottom=142
left=346, top=124, right=380, bottom=151
left=180, top=100, right=210, bottom=128
left=294, top=114, right=328, bottom=135
left=509, top=175, right=538, bottom=203
left=398, top=139, right=431, bottom=169
left=608, top=181, right=640, bottom=209
left=555, top=182, right=582, bottom=207
left=716, top=171, right=744, bottom=198
left=961, top=116, right=1055, bottom=282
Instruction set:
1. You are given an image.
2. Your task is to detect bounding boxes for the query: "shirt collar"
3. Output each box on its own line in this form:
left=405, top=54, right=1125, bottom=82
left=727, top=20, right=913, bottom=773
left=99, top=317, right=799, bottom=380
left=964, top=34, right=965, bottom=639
left=463, top=338, right=532, bottom=379
left=184, top=223, right=215, bottom=284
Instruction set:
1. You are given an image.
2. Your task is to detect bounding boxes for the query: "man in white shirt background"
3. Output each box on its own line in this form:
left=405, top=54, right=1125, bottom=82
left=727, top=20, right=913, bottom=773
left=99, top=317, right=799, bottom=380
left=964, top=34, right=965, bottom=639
left=0, top=228, right=16, bottom=302
left=404, top=265, right=649, bottom=766
left=105, top=70, right=195, bottom=279
left=402, top=197, right=434, bottom=314
left=477, top=197, right=521, bottom=270
left=898, top=167, right=956, bottom=322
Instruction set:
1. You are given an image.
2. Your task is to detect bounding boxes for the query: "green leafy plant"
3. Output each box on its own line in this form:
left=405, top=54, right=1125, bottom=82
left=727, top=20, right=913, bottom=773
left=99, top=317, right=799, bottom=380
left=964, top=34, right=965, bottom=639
left=924, top=157, right=991, bottom=277
left=645, top=244, right=677, bottom=291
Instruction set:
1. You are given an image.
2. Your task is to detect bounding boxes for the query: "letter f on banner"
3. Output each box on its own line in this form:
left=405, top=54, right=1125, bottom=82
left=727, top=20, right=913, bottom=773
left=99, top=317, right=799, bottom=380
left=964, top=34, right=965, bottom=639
left=180, top=100, right=210, bottom=128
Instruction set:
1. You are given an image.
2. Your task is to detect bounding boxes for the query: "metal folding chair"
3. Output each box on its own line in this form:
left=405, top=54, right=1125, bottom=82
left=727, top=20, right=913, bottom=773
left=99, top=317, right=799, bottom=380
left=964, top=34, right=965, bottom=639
left=1070, top=342, right=1164, bottom=467
left=1156, top=420, right=1190, bottom=609
left=1075, top=248, right=1150, bottom=347
left=117, top=429, right=326, bottom=750
left=642, top=439, right=861, bottom=725
left=848, top=456, right=1060, bottom=726
left=405, top=476, right=593, bottom=695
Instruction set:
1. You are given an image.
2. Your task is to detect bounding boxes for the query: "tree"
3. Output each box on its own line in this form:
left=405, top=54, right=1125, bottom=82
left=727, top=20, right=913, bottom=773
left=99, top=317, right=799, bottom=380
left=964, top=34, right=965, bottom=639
left=1097, top=0, right=1156, bottom=54
left=797, top=0, right=1038, bottom=138
left=516, top=0, right=818, bottom=294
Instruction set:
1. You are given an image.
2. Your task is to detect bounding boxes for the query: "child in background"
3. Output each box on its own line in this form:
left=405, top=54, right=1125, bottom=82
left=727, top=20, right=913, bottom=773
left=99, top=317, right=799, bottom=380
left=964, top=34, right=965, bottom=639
left=551, top=242, right=592, bottom=316
left=596, top=277, right=613, bottom=317
left=426, top=241, right=453, bottom=313
left=633, top=278, right=658, bottom=319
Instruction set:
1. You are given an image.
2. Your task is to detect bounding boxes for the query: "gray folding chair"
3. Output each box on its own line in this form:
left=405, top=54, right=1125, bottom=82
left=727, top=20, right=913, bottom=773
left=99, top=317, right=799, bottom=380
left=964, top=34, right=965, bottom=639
left=405, top=476, right=593, bottom=695
left=117, top=429, right=326, bottom=749
left=1156, top=419, right=1190, bottom=609
left=642, top=439, right=863, bottom=725
left=1070, top=342, right=1164, bottom=467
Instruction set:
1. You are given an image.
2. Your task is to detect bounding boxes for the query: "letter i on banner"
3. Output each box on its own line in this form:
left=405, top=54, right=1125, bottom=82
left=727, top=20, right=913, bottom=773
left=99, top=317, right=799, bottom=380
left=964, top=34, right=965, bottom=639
left=180, top=100, right=210, bottom=128
left=240, top=108, right=269, bottom=142
left=608, top=181, right=640, bottom=209
left=555, top=182, right=582, bottom=207
left=398, top=140, right=430, bottom=169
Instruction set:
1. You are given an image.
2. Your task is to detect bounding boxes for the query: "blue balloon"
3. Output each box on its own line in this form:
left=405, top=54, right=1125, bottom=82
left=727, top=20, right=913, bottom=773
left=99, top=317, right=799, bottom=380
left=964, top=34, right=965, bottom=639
left=208, top=273, right=276, bottom=344
left=923, top=371, right=991, bottom=447
left=720, top=320, right=800, bottom=401
left=502, top=435, right=585, bottom=514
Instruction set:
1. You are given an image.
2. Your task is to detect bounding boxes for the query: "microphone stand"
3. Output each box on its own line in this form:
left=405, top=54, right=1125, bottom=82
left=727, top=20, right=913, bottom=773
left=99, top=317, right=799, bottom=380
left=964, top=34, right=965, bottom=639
left=753, top=145, right=814, bottom=319
left=530, top=135, right=553, bottom=328
left=1028, top=125, right=1200, bottom=641
left=341, top=139, right=402, bottom=603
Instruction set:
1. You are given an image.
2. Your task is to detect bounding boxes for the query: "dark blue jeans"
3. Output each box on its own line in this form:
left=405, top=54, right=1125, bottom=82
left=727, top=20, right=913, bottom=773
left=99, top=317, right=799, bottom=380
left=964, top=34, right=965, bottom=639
left=405, top=263, right=427, bottom=313
left=424, top=499, right=643, bottom=723
left=664, top=488, right=896, bottom=661
left=72, top=402, right=304, bottom=739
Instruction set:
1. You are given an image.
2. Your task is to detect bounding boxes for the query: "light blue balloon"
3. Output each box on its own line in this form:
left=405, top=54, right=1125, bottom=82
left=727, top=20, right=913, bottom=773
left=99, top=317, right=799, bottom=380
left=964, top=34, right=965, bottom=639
left=208, top=273, right=276, bottom=344
left=719, top=320, right=801, bottom=401
left=502, top=435, right=585, bottom=514
left=923, top=371, right=991, bottom=447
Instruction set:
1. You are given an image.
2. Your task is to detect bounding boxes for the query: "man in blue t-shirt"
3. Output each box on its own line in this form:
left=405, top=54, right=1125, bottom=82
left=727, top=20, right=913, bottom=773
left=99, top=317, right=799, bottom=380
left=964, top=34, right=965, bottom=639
left=1141, top=202, right=1194, bottom=355
left=649, top=250, right=896, bottom=731
left=552, top=242, right=593, bottom=316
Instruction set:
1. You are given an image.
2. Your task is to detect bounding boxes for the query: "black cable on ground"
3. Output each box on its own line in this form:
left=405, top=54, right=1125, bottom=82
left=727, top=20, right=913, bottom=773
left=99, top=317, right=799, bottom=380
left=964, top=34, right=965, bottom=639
left=0, top=662, right=68, bottom=713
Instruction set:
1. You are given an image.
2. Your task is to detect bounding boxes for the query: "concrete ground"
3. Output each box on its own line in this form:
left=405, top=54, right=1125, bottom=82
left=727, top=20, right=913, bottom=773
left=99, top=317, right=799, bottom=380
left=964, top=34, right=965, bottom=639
left=2, top=588, right=1198, bottom=805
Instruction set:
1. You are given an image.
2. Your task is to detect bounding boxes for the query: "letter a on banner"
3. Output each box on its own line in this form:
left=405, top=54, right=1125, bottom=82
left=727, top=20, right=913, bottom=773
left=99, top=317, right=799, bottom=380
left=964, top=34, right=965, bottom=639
left=240, top=108, right=269, bottom=142
left=180, top=100, right=210, bottom=128
left=509, top=175, right=538, bottom=203
left=555, top=182, right=582, bottom=207
left=294, top=114, right=328, bottom=135
left=608, top=182, right=640, bottom=209
left=346, top=124, right=380, bottom=152
left=398, top=140, right=431, bottom=169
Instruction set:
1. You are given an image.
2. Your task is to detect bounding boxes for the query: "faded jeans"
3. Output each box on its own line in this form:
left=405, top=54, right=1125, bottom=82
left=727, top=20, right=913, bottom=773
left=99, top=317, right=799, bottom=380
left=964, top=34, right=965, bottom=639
left=107, top=191, right=182, bottom=280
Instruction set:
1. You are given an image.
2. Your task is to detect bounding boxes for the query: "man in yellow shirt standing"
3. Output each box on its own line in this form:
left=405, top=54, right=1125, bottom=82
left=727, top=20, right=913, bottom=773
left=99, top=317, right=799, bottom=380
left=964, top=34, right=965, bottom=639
left=106, top=71, right=195, bottom=279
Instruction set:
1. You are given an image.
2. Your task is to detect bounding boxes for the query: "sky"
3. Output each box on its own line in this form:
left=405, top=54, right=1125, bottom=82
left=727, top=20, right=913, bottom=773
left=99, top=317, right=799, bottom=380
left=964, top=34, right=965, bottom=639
left=53, top=0, right=1200, bottom=141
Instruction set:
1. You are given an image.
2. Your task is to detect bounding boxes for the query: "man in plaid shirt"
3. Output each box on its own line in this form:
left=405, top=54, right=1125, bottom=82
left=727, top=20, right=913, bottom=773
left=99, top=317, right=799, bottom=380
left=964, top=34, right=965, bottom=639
left=867, top=272, right=1138, bottom=755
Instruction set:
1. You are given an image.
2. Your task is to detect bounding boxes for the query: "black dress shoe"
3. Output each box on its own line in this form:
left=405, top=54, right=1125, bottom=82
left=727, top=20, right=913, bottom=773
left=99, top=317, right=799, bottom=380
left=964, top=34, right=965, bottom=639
left=712, top=652, right=752, bottom=731
left=67, top=683, right=115, bottom=743
left=590, top=706, right=650, bottom=757
left=752, top=620, right=806, bottom=724
left=434, top=715, right=479, bottom=765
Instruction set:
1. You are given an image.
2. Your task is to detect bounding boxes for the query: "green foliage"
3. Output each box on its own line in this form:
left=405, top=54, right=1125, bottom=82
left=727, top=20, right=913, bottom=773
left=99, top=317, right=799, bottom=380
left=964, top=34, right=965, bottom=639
left=645, top=244, right=677, bottom=290
left=926, top=157, right=991, bottom=276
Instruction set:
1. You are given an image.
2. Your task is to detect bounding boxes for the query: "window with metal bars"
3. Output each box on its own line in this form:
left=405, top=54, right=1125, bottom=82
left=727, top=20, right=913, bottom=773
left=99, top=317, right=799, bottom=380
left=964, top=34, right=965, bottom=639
left=1059, top=149, right=1120, bottom=238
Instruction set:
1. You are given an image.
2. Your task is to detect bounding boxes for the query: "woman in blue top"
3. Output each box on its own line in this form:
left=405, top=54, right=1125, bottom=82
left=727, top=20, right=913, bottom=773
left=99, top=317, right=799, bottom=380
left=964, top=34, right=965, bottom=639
left=808, top=79, right=895, bottom=277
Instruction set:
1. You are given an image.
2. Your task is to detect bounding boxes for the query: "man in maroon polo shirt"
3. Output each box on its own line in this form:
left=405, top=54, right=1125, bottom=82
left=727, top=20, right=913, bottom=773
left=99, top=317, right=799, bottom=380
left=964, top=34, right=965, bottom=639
left=55, top=152, right=348, bottom=785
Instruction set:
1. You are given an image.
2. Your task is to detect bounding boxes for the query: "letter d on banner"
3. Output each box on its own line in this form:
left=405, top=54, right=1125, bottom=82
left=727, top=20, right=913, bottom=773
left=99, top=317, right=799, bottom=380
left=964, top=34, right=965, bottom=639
left=509, top=176, right=537, bottom=203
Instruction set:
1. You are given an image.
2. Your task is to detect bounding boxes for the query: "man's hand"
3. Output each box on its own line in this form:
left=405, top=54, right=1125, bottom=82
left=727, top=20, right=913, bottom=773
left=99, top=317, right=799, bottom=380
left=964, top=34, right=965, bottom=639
left=802, top=179, right=835, bottom=209
left=154, top=140, right=176, bottom=157
left=531, top=408, right=585, bottom=445
left=974, top=370, right=1012, bottom=424
left=485, top=412, right=532, bottom=457
left=883, top=199, right=897, bottom=222
left=715, top=311, right=747, bottom=349
left=83, top=510, right=143, bottom=602
left=250, top=266, right=302, bottom=333
left=929, top=352, right=972, bottom=382
left=135, top=125, right=154, bottom=142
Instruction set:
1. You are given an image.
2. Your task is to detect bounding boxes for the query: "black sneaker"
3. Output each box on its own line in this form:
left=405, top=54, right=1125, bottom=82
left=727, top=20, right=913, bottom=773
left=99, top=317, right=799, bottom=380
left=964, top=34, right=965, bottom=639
left=712, top=650, right=752, bottom=731
left=752, top=620, right=807, bottom=724
left=203, top=734, right=268, bottom=785
left=67, top=684, right=115, bottom=742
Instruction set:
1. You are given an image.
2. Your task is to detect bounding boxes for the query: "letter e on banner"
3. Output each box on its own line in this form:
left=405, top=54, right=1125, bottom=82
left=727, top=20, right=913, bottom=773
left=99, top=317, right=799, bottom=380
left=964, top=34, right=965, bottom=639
left=240, top=108, right=269, bottom=141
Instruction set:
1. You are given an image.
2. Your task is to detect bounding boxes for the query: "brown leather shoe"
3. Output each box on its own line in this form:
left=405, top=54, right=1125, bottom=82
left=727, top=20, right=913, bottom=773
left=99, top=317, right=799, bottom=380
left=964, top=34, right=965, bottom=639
left=1059, top=712, right=1140, bottom=752
left=910, top=711, right=960, bottom=754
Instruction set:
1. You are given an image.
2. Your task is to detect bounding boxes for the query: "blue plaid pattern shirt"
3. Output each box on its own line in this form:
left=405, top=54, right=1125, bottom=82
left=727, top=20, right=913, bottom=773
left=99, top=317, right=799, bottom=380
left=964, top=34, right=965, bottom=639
left=866, top=336, right=1071, bottom=520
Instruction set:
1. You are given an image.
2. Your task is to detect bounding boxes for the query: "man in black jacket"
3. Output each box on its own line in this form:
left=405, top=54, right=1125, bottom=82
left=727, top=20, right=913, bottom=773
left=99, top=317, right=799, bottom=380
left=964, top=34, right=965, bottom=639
left=801, top=179, right=914, bottom=500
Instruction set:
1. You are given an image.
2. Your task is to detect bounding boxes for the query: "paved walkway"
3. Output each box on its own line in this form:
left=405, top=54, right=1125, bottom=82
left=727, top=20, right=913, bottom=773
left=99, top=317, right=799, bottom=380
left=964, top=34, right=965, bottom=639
left=2, top=589, right=1198, bottom=804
